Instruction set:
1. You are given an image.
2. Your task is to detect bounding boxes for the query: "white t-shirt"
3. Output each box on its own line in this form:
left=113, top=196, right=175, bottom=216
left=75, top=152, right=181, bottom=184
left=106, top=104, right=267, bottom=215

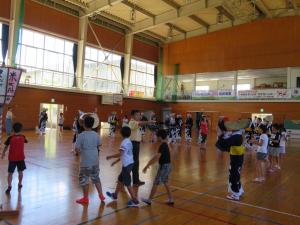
left=257, top=133, right=269, bottom=153
left=6, top=111, right=12, bottom=119
left=280, top=132, right=287, bottom=147
left=122, top=118, right=129, bottom=127
left=120, top=138, right=134, bottom=167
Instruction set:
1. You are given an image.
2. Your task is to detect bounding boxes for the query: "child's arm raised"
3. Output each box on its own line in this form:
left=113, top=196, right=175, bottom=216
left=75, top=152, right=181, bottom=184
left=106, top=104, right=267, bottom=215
left=143, top=153, right=161, bottom=173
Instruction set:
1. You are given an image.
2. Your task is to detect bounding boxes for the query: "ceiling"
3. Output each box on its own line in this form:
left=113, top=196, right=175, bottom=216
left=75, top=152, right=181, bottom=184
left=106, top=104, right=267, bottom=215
left=50, top=0, right=300, bottom=44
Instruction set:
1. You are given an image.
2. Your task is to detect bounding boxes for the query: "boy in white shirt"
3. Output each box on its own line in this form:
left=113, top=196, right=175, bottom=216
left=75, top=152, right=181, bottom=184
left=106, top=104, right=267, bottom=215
left=106, top=126, right=139, bottom=207
left=279, top=125, right=288, bottom=156
left=252, top=125, right=269, bottom=182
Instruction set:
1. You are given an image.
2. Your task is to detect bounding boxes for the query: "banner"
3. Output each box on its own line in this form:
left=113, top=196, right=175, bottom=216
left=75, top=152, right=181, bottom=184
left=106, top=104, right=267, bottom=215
left=292, top=88, right=300, bottom=97
left=5, top=68, right=22, bottom=104
left=192, top=90, right=234, bottom=97
left=0, top=67, right=8, bottom=103
left=238, top=89, right=291, bottom=99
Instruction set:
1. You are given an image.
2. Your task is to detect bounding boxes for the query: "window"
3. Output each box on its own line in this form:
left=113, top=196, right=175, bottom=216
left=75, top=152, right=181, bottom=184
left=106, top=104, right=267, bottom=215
left=196, top=86, right=210, bottom=91
left=129, top=59, right=155, bottom=98
left=16, top=28, right=75, bottom=88
left=83, top=46, right=122, bottom=93
left=232, top=84, right=251, bottom=91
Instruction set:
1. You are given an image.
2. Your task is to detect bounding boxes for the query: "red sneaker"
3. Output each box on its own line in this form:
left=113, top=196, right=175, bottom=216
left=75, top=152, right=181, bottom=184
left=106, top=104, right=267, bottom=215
left=99, top=194, right=105, bottom=202
left=76, top=197, right=89, bottom=204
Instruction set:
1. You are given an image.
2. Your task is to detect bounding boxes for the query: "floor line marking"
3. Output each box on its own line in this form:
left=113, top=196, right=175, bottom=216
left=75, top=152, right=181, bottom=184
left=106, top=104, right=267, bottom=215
left=171, top=185, right=300, bottom=219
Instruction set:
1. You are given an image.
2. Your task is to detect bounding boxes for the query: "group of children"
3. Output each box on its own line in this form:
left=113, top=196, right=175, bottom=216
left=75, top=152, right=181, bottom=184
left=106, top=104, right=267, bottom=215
left=1, top=112, right=289, bottom=207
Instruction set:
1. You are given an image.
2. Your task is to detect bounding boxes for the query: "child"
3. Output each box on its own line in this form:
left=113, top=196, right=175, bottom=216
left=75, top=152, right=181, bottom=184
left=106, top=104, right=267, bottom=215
left=142, top=129, right=174, bottom=205
left=1, top=122, right=28, bottom=194
left=252, top=125, right=269, bottom=182
left=185, top=113, right=193, bottom=144
left=58, top=113, right=64, bottom=134
left=108, top=112, right=118, bottom=137
left=279, top=125, right=288, bottom=158
left=75, top=116, right=105, bottom=204
left=268, top=124, right=281, bottom=171
left=199, top=117, right=208, bottom=149
left=106, top=126, right=139, bottom=207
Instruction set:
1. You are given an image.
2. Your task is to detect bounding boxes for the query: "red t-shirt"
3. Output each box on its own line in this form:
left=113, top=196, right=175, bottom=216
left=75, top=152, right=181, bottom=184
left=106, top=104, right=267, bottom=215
left=4, top=135, right=28, bottom=161
left=200, top=121, right=209, bottom=135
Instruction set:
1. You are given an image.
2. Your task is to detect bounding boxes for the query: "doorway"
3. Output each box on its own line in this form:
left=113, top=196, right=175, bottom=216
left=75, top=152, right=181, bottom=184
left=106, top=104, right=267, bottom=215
left=40, top=103, right=64, bottom=129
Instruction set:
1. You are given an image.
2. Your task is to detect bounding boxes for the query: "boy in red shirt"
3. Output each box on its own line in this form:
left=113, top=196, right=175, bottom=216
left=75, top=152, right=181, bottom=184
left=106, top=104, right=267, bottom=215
left=1, top=122, right=28, bottom=194
left=199, top=116, right=209, bottom=149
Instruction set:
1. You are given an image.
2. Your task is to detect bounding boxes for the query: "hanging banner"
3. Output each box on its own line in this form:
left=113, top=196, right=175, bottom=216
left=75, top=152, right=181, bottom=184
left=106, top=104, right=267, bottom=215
left=192, top=90, right=234, bottom=98
left=5, top=68, right=22, bottom=104
left=0, top=67, right=9, bottom=104
left=238, top=89, right=291, bottom=99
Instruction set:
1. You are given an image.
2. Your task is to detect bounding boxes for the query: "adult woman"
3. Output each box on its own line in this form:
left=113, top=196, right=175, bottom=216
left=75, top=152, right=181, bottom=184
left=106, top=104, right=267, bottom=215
left=5, top=107, right=13, bottom=136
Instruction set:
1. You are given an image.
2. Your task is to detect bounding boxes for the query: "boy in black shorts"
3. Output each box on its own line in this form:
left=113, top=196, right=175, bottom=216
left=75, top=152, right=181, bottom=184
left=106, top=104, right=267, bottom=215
left=1, top=122, right=28, bottom=194
left=142, top=129, right=174, bottom=205
left=106, top=126, right=139, bottom=207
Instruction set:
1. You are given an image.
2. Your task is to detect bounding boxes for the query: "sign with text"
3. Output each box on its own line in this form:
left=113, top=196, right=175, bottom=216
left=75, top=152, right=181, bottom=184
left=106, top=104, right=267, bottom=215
left=192, top=90, right=234, bottom=97
left=238, top=89, right=291, bottom=99
left=5, top=68, right=22, bottom=104
left=0, top=67, right=9, bottom=103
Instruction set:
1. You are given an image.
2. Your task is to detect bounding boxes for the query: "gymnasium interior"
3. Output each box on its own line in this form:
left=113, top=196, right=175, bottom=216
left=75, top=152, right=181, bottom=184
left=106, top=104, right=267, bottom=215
left=0, top=0, right=300, bottom=224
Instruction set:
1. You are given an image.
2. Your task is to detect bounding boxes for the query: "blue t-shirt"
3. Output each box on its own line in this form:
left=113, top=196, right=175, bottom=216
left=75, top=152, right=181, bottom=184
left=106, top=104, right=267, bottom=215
left=75, top=131, right=101, bottom=167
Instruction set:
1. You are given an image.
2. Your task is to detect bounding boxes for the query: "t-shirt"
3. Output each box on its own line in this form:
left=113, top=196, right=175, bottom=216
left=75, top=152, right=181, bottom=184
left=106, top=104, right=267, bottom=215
left=122, top=118, right=129, bottom=127
left=75, top=131, right=101, bottom=167
left=257, top=133, right=269, bottom=153
left=280, top=132, right=287, bottom=147
left=200, top=121, right=208, bottom=135
left=120, top=138, right=134, bottom=167
left=158, top=142, right=171, bottom=165
left=129, top=119, right=142, bottom=142
left=5, top=135, right=28, bottom=161
left=269, top=132, right=281, bottom=148
left=59, top=116, right=64, bottom=125
left=6, top=111, right=12, bottom=120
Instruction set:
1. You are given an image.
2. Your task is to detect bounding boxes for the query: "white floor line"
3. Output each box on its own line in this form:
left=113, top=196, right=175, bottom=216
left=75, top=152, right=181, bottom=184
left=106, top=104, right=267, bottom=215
left=171, top=185, right=300, bottom=219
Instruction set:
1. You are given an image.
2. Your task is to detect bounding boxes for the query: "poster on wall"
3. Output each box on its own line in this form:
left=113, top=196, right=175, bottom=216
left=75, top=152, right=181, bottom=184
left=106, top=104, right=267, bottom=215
left=5, top=68, right=22, bottom=104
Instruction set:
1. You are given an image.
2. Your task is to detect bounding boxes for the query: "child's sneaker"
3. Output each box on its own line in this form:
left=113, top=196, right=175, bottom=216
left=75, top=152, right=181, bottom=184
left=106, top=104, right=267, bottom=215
left=5, top=186, right=12, bottom=195
left=226, top=194, right=239, bottom=201
left=141, top=198, right=152, bottom=205
left=106, top=192, right=117, bottom=200
left=275, top=165, right=281, bottom=170
left=166, top=200, right=174, bottom=205
left=127, top=199, right=139, bottom=207
left=76, top=197, right=89, bottom=204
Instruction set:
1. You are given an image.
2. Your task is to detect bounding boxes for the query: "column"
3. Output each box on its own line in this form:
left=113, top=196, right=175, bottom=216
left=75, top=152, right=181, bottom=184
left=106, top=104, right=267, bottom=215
left=76, top=17, right=88, bottom=89
left=234, top=71, right=238, bottom=98
left=7, top=0, right=22, bottom=66
left=123, top=33, right=133, bottom=96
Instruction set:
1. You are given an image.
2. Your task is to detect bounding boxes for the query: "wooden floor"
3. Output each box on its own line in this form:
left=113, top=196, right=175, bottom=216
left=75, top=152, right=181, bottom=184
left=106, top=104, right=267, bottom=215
left=0, top=129, right=300, bottom=225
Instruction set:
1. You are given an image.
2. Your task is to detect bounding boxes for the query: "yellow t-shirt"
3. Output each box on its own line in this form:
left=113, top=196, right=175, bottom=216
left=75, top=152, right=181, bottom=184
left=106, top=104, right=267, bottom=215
left=129, top=119, right=141, bottom=142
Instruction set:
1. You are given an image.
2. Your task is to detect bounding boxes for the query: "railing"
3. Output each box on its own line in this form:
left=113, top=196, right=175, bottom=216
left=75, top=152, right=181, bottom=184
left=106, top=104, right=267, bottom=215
left=164, top=88, right=300, bottom=101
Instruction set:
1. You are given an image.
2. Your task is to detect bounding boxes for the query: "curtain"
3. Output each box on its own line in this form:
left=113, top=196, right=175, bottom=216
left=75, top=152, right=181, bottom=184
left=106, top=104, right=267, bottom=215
left=1, top=24, right=9, bottom=65
left=120, top=56, right=125, bottom=93
left=72, top=43, right=78, bottom=87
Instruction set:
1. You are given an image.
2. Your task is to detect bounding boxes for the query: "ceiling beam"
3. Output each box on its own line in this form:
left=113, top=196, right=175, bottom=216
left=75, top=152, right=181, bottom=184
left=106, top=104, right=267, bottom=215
left=161, top=0, right=180, bottom=9
left=189, top=15, right=209, bottom=28
left=130, top=0, right=224, bottom=34
left=253, top=0, right=272, bottom=18
left=82, top=0, right=124, bottom=18
left=141, top=31, right=167, bottom=43
left=122, top=0, right=155, bottom=18
left=166, top=22, right=186, bottom=34
left=216, top=5, right=234, bottom=21
left=63, top=0, right=87, bottom=9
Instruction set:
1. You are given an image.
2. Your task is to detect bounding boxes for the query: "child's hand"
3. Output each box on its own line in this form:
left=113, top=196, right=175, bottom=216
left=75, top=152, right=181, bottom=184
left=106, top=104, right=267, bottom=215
left=143, top=166, right=148, bottom=173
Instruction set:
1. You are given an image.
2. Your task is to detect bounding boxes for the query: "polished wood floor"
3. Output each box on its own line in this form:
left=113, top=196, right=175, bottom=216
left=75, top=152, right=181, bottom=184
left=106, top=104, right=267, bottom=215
left=0, top=129, right=300, bottom=225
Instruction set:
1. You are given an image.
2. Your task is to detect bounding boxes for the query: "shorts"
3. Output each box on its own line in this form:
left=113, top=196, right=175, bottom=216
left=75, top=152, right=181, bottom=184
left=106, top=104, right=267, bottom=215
left=118, top=163, right=133, bottom=186
left=8, top=161, right=26, bottom=173
left=200, top=134, right=207, bottom=144
left=59, top=124, right=63, bottom=127
left=154, top=163, right=172, bottom=185
left=269, top=147, right=280, bottom=157
left=256, top=152, right=267, bottom=161
left=280, top=146, right=286, bottom=154
left=79, top=166, right=100, bottom=186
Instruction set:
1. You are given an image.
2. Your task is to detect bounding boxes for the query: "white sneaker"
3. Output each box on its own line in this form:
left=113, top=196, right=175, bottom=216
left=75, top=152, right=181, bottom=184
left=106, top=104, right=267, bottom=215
left=226, top=194, right=240, bottom=201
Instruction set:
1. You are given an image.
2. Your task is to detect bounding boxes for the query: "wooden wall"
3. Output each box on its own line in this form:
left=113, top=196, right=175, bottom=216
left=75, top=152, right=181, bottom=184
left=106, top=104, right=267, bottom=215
left=163, top=16, right=300, bottom=74
left=5, top=87, right=162, bottom=130
left=0, top=0, right=10, bottom=20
